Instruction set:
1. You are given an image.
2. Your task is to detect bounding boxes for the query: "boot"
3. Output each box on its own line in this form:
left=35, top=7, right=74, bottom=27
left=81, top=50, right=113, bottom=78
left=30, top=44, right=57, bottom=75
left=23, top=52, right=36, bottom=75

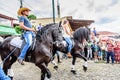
left=18, top=59, right=24, bottom=65
left=67, top=52, right=72, bottom=58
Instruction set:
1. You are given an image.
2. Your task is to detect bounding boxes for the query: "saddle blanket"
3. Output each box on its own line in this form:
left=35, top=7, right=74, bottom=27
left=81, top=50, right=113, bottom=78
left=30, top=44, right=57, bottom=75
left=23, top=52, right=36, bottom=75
left=10, top=37, right=23, bottom=48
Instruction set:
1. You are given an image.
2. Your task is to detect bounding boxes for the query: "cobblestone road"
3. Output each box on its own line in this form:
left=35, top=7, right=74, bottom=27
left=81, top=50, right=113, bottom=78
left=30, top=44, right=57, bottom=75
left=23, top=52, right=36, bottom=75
left=8, top=58, right=120, bottom=80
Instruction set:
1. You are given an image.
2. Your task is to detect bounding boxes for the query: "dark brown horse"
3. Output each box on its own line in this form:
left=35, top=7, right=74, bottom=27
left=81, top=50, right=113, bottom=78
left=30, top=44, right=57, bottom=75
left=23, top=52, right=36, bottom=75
left=52, top=27, right=91, bottom=74
left=0, top=23, right=63, bottom=80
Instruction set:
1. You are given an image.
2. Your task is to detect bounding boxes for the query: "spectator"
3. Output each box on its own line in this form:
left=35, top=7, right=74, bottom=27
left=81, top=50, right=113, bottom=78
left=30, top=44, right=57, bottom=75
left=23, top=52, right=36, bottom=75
left=87, top=41, right=93, bottom=60
left=114, top=41, right=120, bottom=63
left=37, top=23, right=42, bottom=31
left=93, top=41, right=99, bottom=62
left=97, top=42, right=102, bottom=61
left=93, top=27, right=97, bottom=36
left=100, top=41, right=107, bottom=61
left=106, top=39, right=115, bottom=64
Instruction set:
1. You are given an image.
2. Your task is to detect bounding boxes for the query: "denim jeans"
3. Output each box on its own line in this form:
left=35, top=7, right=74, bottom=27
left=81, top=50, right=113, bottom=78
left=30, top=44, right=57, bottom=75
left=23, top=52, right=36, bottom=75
left=18, top=31, right=35, bottom=60
left=64, top=37, right=72, bottom=52
left=106, top=51, right=114, bottom=63
left=0, top=67, right=11, bottom=80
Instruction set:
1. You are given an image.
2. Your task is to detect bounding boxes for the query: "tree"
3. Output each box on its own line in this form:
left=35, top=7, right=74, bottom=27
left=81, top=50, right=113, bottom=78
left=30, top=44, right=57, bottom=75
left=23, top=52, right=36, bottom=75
left=28, top=14, right=37, bottom=20
left=15, top=26, right=23, bottom=34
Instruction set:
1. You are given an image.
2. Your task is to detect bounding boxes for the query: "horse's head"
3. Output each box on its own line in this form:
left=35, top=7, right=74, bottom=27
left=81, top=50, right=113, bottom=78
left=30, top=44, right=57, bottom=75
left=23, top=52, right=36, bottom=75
left=84, top=27, right=91, bottom=42
left=36, top=22, right=64, bottom=48
left=73, top=27, right=91, bottom=52
left=52, top=22, right=65, bottom=48
left=73, top=27, right=91, bottom=43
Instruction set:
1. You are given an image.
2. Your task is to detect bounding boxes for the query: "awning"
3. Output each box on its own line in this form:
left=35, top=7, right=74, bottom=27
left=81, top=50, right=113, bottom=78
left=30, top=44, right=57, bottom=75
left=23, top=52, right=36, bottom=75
left=0, top=25, right=19, bottom=35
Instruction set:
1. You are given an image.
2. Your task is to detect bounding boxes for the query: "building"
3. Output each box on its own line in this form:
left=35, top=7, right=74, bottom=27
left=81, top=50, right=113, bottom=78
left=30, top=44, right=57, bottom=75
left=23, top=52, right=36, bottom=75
left=0, top=13, right=18, bottom=37
left=31, top=16, right=94, bottom=31
left=0, top=13, right=17, bottom=27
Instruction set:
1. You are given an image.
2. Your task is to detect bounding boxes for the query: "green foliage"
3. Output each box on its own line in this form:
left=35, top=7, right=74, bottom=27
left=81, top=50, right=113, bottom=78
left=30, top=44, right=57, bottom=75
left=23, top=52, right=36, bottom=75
left=28, top=14, right=37, bottom=20
left=15, top=26, right=23, bottom=34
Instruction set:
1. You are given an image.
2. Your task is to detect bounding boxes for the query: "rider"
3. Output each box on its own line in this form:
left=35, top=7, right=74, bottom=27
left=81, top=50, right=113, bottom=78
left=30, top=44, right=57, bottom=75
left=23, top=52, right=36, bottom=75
left=17, top=7, right=35, bottom=65
left=62, top=20, right=73, bottom=58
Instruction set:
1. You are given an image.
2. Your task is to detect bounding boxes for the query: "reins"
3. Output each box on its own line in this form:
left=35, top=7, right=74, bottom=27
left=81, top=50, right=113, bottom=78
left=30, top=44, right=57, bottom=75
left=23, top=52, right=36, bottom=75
left=0, top=47, right=17, bottom=67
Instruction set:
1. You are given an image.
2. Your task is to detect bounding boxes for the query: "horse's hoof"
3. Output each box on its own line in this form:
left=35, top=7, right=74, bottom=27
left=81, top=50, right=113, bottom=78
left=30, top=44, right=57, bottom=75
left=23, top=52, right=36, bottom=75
left=58, top=61, right=62, bottom=63
left=71, top=70, right=77, bottom=75
left=9, top=76, right=13, bottom=80
left=45, top=77, right=50, bottom=80
left=83, top=65, right=87, bottom=72
left=47, top=74, right=51, bottom=79
left=54, top=66, right=58, bottom=70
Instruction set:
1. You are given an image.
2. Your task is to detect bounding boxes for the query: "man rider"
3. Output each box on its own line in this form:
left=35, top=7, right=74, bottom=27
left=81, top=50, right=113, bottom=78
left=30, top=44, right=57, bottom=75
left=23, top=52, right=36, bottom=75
left=17, top=7, right=35, bottom=65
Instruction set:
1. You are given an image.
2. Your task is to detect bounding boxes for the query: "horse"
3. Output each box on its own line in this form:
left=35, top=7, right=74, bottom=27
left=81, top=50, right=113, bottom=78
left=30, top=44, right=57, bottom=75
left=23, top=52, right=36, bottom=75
left=52, top=27, right=91, bottom=74
left=0, top=23, right=63, bottom=80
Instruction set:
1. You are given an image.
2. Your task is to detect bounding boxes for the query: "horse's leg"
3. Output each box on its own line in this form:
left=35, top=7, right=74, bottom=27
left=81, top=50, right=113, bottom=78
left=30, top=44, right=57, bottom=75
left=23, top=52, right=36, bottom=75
left=71, top=55, right=77, bottom=74
left=51, top=50, right=58, bottom=70
left=2, top=56, right=17, bottom=80
left=3, top=59, right=10, bottom=75
left=76, top=52, right=88, bottom=72
left=56, top=51, right=61, bottom=63
left=51, top=60, right=58, bottom=70
left=41, top=69, right=46, bottom=80
left=36, top=63, right=51, bottom=80
left=7, top=56, right=17, bottom=79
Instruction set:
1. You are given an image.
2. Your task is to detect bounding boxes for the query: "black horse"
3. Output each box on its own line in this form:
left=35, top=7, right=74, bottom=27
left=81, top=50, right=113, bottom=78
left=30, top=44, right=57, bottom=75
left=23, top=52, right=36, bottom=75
left=0, top=23, right=63, bottom=80
left=52, top=26, right=91, bottom=74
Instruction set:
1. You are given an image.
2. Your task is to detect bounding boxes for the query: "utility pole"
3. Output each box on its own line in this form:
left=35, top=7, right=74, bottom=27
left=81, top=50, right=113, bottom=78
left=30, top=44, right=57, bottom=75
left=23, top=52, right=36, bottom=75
left=20, top=0, right=23, bottom=8
left=57, top=0, right=60, bottom=19
left=52, top=0, right=55, bottom=24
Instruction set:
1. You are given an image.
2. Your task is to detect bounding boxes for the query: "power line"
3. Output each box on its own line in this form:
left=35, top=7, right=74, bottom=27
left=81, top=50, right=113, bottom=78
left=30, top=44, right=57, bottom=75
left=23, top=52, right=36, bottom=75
left=23, top=0, right=44, bottom=17
left=0, top=2, right=17, bottom=16
left=0, top=6, right=15, bottom=17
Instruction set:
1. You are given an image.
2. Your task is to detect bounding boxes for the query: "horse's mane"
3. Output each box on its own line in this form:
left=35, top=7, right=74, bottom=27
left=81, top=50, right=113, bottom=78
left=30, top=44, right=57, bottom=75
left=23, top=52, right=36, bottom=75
left=41, top=23, right=59, bottom=34
left=73, top=27, right=90, bottom=43
left=36, top=23, right=59, bottom=41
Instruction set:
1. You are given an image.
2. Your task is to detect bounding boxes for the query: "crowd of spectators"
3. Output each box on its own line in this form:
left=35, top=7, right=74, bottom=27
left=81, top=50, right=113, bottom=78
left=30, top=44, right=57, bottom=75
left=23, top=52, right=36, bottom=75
left=84, top=28, right=120, bottom=64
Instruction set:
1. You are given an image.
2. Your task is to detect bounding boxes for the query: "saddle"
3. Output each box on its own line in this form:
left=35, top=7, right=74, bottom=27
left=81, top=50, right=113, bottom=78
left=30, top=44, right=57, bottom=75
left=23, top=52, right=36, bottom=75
left=10, top=37, right=36, bottom=61
left=10, top=37, right=36, bottom=51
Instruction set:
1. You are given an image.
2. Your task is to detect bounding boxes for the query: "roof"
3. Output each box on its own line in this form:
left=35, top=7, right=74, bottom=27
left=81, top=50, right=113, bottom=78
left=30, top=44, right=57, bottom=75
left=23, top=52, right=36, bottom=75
left=98, top=31, right=118, bottom=36
left=0, top=13, right=17, bottom=20
left=68, top=19, right=94, bottom=31
left=0, top=25, right=19, bottom=36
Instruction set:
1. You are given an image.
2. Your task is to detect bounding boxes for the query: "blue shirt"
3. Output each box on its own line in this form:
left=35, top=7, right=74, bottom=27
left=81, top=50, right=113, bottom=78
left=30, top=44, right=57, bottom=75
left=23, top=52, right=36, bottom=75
left=19, top=16, right=32, bottom=28
left=38, top=26, right=42, bottom=30
left=93, top=30, right=97, bottom=36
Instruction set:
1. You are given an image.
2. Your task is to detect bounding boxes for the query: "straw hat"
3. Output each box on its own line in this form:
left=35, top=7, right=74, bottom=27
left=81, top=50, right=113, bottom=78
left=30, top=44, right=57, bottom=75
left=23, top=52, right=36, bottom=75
left=17, top=7, right=31, bottom=15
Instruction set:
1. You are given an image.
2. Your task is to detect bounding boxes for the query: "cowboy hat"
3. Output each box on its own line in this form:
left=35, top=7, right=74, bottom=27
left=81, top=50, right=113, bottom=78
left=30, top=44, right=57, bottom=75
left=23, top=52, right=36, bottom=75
left=17, top=7, right=31, bottom=15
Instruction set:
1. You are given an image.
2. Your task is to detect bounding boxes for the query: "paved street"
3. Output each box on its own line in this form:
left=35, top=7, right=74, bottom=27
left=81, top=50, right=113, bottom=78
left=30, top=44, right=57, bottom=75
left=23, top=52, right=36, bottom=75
left=5, top=58, right=120, bottom=80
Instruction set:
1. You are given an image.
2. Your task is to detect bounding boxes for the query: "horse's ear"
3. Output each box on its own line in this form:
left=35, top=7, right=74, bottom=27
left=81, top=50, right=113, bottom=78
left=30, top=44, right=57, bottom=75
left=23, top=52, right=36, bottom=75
left=59, top=21, right=62, bottom=27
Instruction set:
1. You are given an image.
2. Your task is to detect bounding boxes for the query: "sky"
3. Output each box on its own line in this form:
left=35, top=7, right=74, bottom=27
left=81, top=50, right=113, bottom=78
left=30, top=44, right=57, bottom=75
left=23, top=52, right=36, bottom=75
left=0, top=0, right=120, bottom=33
